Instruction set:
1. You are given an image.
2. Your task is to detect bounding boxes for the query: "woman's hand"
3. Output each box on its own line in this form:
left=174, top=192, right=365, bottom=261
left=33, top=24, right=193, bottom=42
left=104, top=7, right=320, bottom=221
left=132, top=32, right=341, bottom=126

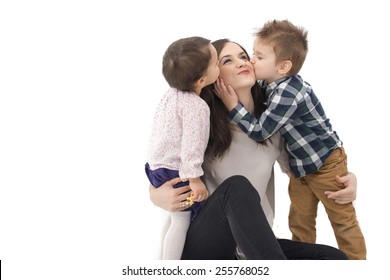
left=149, top=177, right=192, bottom=212
left=325, top=172, right=357, bottom=204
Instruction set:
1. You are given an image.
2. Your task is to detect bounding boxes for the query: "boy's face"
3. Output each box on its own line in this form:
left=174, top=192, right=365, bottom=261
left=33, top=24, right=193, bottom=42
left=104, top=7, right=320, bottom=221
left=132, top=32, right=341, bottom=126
left=251, top=37, right=280, bottom=83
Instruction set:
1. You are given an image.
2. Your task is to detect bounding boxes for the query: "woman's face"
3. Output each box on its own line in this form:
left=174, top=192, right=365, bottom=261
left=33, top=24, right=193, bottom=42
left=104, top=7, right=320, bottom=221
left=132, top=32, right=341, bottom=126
left=218, top=42, right=256, bottom=90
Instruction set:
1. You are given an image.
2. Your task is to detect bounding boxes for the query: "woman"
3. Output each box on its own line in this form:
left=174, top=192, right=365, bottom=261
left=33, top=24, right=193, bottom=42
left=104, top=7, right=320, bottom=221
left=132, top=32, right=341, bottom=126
left=149, top=39, right=356, bottom=260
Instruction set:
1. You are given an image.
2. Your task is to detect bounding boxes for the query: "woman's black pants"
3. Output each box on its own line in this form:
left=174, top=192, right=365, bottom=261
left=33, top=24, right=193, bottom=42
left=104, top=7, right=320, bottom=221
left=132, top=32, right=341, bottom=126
left=181, top=175, right=348, bottom=260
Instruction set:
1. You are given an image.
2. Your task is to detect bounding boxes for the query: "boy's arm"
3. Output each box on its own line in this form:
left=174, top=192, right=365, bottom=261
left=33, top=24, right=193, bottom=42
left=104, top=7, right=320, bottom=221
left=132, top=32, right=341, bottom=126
left=215, top=78, right=276, bottom=141
left=216, top=78, right=299, bottom=142
left=228, top=87, right=298, bottom=141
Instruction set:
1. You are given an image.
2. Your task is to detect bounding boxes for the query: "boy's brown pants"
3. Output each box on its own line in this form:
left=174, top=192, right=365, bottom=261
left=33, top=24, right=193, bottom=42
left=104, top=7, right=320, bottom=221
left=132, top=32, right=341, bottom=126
left=288, top=147, right=366, bottom=260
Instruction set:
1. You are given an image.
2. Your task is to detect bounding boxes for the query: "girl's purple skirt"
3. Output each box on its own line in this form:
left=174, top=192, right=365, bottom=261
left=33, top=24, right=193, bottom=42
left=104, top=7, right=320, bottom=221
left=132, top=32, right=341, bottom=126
left=145, top=163, right=203, bottom=221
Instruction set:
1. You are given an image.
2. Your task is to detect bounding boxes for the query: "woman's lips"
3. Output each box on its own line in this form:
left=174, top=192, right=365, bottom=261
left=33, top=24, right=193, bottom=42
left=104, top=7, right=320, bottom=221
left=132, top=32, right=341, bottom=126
left=238, top=69, right=250, bottom=75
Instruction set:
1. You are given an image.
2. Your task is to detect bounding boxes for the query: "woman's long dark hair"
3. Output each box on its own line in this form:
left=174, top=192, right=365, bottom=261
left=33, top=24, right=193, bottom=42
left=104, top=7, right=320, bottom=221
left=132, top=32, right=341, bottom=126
left=200, top=39, right=267, bottom=160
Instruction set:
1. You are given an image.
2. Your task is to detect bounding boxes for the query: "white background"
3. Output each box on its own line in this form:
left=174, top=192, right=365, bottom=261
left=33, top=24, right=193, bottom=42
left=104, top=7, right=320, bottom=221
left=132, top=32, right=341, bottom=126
left=1, top=0, right=389, bottom=279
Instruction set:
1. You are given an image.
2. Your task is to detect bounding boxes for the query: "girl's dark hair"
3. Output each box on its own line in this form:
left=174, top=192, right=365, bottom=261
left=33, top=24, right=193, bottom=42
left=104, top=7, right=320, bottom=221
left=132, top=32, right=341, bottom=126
left=162, top=36, right=211, bottom=92
left=200, top=39, right=267, bottom=160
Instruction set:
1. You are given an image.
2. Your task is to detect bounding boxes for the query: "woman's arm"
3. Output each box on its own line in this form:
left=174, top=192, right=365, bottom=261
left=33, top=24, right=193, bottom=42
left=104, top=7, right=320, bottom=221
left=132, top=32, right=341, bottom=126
left=275, top=135, right=357, bottom=204
left=149, top=177, right=192, bottom=212
left=325, top=172, right=357, bottom=204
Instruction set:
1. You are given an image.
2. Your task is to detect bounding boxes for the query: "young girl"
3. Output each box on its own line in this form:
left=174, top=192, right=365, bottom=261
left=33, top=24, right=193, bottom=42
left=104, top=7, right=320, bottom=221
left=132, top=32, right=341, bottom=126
left=145, top=36, right=220, bottom=259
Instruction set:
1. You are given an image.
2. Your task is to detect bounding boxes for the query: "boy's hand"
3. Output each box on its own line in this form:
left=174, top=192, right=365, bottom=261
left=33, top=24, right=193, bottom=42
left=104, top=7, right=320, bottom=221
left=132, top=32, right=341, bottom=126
left=214, top=78, right=239, bottom=111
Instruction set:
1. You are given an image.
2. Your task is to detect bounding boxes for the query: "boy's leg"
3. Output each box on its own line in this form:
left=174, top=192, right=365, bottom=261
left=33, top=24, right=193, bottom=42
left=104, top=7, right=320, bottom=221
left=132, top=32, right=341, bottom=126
left=305, top=147, right=366, bottom=260
left=288, top=177, right=319, bottom=243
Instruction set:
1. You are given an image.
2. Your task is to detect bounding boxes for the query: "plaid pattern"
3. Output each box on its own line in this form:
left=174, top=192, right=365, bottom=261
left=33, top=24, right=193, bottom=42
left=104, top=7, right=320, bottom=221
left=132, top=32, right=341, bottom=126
left=228, top=75, right=342, bottom=178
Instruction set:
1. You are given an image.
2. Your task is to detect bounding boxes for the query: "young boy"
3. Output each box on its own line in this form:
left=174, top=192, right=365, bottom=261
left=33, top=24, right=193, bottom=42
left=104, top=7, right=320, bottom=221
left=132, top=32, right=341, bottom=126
left=216, top=19, right=366, bottom=259
left=145, top=36, right=219, bottom=259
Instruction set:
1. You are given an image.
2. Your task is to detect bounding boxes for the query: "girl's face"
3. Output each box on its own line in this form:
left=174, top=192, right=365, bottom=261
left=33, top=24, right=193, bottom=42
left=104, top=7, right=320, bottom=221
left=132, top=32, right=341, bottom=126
left=203, top=44, right=220, bottom=86
left=218, top=42, right=256, bottom=90
left=251, top=37, right=279, bottom=83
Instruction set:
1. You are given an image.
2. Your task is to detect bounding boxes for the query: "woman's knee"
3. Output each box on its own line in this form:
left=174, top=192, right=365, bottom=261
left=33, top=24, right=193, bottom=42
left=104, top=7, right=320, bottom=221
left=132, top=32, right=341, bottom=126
left=220, top=175, right=260, bottom=201
left=317, top=244, right=349, bottom=260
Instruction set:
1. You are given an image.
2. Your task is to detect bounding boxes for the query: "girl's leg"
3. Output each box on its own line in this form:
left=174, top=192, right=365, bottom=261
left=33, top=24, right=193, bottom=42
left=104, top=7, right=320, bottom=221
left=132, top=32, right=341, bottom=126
left=158, top=216, right=171, bottom=259
left=162, top=211, right=191, bottom=260
left=181, top=175, right=286, bottom=260
left=145, top=166, right=194, bottom=259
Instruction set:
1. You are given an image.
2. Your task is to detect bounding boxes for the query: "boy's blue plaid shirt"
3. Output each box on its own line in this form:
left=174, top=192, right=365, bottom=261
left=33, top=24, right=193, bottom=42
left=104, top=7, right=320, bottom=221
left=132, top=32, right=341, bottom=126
left=228, top=75, right=342, bottom=178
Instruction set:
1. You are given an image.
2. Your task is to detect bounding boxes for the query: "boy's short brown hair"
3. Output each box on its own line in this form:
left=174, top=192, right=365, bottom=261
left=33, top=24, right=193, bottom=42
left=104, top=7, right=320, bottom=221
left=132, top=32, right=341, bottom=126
left=255, top=19, right=308, bottom=75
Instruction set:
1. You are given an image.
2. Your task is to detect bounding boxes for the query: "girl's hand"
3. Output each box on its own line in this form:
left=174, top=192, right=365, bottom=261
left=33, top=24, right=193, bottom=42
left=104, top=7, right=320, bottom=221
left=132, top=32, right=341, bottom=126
left=189, top=178, right=209, bottom=203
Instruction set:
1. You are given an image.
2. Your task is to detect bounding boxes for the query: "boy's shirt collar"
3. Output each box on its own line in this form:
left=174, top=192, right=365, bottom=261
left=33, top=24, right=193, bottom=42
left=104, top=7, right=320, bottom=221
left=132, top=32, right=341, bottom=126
left=259, top=75, right=297, bottom=97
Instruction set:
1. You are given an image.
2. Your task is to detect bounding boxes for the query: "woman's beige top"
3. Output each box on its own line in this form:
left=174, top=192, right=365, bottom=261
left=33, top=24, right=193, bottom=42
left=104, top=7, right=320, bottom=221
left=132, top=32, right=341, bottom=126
left=202, top=130, right=288, bottom=227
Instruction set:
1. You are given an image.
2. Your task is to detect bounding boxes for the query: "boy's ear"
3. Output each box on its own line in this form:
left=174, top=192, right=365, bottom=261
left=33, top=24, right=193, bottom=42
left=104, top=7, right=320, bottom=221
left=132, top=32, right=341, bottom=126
left=278, top=60, right=292, bottom=75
